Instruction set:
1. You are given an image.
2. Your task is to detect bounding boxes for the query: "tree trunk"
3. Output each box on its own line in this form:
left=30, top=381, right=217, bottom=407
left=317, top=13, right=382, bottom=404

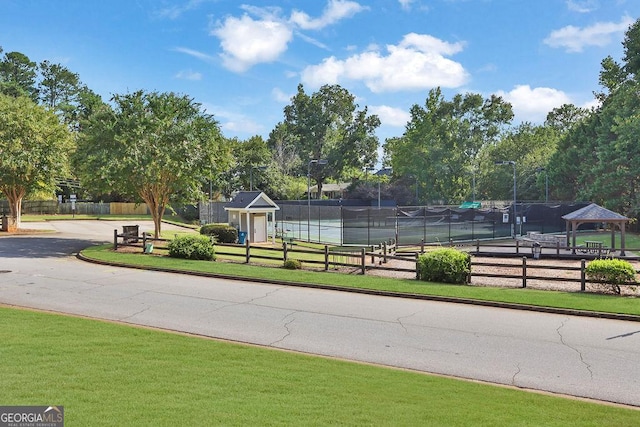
left=2, top=185, right=25, bottom=232
left=140, top=186, right=169, bottom=239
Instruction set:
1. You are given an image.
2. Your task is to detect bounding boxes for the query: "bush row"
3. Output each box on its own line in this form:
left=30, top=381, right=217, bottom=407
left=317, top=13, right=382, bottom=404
left=168, top=235, right=216, bottom=261
left=417, top=248, right=471, bottom=285
left=200, top=223, right=238, bottom=243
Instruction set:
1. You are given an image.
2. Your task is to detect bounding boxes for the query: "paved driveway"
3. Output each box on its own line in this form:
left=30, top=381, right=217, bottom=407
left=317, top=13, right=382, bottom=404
left=1, top=221, right=639, bottom=407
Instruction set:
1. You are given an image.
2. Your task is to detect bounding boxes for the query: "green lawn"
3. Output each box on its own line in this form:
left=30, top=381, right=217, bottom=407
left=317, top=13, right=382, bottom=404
left=82, top=244, right=640, bottom=317
left=1, top=306, right=637, bottom=426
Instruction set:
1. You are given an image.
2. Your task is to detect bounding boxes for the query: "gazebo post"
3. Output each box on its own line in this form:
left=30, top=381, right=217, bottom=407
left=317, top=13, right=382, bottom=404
left=620, top=222, right=626, bottom=256
left=571, top=221, right=579, bottom=254
left=610, top=225, right=616, bottom=251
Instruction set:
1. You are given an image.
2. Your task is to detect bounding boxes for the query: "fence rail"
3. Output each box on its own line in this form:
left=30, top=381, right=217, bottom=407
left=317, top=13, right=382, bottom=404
left=112, top=230, right=638, bottom=293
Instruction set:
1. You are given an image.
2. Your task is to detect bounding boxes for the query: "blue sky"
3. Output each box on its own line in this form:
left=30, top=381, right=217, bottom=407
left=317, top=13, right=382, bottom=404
left=2, top=0, right=639, bottom=158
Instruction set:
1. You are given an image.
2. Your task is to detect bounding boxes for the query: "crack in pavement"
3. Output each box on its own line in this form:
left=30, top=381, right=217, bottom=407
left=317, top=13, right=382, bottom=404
left=121, top=305, right=151, bottom=320
left=512, top=364, right=521, bottom=386
left=270, top=311, right=297, bottom=346
left=158, top=286, right=287, bottom=313
left=556, top=319, right=593, bottom=379
left=396, top=309, right=423, bottom=333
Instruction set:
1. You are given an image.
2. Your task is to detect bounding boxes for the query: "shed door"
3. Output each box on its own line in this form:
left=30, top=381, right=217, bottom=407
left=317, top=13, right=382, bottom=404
left=254, top=214, right=267, bottom=242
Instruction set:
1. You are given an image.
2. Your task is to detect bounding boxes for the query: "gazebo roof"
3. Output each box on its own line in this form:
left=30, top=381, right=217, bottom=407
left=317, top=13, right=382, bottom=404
left=561, top=203, right=628, bottom=221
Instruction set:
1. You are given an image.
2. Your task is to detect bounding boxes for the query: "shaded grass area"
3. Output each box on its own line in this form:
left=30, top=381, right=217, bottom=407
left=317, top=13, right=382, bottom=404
left=82, top=245, right=640, bottom=317
left=20, top=213, right=197, bottom=228
left=1, top=306, right=637, bottom=426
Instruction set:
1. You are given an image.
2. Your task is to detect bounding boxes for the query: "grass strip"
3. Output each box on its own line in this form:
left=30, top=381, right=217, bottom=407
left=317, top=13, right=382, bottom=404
left=81, top=245, right=640, bottom=317
left=1, top=306, right=637, bottom=426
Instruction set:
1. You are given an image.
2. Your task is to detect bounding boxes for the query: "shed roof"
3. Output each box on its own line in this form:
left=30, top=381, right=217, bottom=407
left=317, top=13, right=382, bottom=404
left=224, top=191, right=279, bottom=211
left=561, top=203, right=628, bottom=221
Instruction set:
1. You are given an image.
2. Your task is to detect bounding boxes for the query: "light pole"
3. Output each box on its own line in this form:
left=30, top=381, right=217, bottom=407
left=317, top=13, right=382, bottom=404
left=496, top=160, right=516, bottom=238
left=471, top=166, right=477, bottom=202
left=535, top=167, right=548, bottom=203
left=307, top=159, right=328, bottom=242
left=377, top=167, right=392, bottom=209
left=250, top=165, right=267, bottom=191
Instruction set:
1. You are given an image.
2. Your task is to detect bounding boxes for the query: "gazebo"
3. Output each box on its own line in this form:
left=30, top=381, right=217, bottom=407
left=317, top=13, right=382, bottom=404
left=224, top=191, right=279, bottom=244
left=562, top=203, right=630, bottom=256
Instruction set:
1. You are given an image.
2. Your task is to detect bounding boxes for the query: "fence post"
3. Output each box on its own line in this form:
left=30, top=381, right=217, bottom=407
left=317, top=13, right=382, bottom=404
left=581, top=259, right=586, bottom=291
left=114, top=229, right=118, bottom=250
left=383, top=241, right=388, bottom=263
left=142, top=233, right=147, bottom=253
left=245, top=238, right=250, bottom=264
left=516, top=240, right=520, bottom=255
left=556, top=241, right=560, bottom=256
left=522, top=256, right=527, bottom=288
left=415, top=253, right=420, bottom=280
left=371, top=246, right=375, bottom=264
left=420, top=239, right=425, bottom=254
left=283, top=241, right=288, bottom=262
left=361, top=248, right=366, bottom=274
left=476, top=239, right=480, bottom=254
left=324, top=245, right=329, bottom=271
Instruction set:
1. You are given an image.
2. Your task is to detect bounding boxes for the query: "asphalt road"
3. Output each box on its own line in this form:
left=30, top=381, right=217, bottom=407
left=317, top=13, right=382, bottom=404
left=1, top=221, right=639, bottom=408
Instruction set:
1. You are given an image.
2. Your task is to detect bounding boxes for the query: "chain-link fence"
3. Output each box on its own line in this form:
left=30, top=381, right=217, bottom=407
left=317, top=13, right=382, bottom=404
left=199, top=200, right=592, bottom=246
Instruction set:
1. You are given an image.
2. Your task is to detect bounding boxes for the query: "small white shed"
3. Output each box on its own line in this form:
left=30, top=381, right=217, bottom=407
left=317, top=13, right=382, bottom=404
left=224, top=191, right=279, bottom=244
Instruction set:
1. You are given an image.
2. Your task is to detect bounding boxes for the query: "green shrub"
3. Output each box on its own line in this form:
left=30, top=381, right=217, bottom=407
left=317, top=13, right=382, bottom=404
left=200, top=223, right=238, bottom=244
left=585, top=258, right=637, bottom=294
left=168, top=235, right=216, bottom=261
left=283, top=259, right=302, bottom=270
left=417, top=248, right=471, bottom=284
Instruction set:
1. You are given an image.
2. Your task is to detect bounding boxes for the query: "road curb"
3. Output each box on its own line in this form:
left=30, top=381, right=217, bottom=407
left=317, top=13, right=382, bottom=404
left=76, top=253, right=640, bottom=323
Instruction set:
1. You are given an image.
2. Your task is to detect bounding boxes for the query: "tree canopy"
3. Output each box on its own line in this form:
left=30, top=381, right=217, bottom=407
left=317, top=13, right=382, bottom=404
left=386, top=88, right=513, bottom=204
left=0, top=94, right=73, bottom=228
left=75, top=90, right=230, bottom=237
left=281, top=84, right=380, bottom=197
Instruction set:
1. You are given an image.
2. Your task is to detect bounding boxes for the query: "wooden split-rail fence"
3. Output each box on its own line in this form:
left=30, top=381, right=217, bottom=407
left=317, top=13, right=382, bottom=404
left=113, top=229, right=639, bottom=291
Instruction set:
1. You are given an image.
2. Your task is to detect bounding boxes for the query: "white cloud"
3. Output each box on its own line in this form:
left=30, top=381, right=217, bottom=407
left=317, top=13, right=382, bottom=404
left=289, top=0, right=367, bottom=30
left=203, top=102, right=265, bottom=136
left=212, top=14, right=293, bottom=72
left=175, top=70, right=202, bottom=80
left=209, top=2, right=367, bottom=72
left=566, top=0, right=598, bottom=13
left=398, top=0, right=414, bottom=11
left=497, top=85, right=572, bottom=123
left=301, top=33, right=468, bottom=92
left=174, top=47, right=217, bottom=63
left=155, top=0, right=207, bottom=20
left=370, top=105, right=410, bottom=127
left=272, top=87, right=292, bottom=103
left=544, top=16, right=634, bottom=52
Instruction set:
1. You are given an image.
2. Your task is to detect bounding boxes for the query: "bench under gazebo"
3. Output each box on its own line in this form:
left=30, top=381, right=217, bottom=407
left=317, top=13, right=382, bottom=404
left=562, top=203, right=630, bottom=256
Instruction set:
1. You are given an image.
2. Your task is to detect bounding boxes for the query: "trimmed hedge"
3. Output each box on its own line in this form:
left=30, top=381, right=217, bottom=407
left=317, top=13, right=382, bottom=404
left=168, top=235, right=216, bottom=261
left=283, top=259, right=302, bottom=270
left=200, top=223, right=238, bottom=244
left=417, top=248, right=471, bottom=284
left=586, top=258, right=637, bottom=294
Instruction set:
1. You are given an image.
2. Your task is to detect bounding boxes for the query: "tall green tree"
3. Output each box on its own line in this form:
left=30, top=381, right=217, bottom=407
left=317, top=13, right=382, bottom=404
left=544, top=103, right=590, bottom=133
left=0, top=49, right=38, bottom=100
left=39, top=60, right=81, bottom=113
left=546, top=17, right=640, bottom=215
left=75, top=90, right=230, bottom=237
left=0, top=94, right=73, bottom=228
left=281, top=84, right=380, bottom=197
left=478, top=123, right=560, bottom=201
left=386, top=88, right=513, bottom=203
